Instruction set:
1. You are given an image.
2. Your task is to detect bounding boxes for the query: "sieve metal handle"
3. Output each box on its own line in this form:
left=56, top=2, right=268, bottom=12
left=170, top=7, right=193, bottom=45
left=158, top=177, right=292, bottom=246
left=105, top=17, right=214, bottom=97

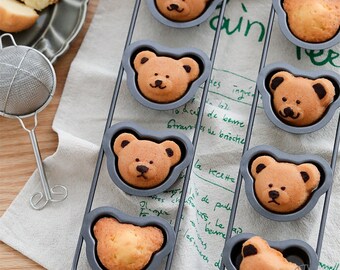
left=0, top=33, right=17, bottom=49
left=17, top=113, right=68, bottom=210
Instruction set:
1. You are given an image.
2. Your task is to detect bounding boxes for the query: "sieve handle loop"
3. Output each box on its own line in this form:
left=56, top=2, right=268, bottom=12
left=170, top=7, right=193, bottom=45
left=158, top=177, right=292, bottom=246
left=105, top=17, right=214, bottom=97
left=0, top=33, right=17, bottom=50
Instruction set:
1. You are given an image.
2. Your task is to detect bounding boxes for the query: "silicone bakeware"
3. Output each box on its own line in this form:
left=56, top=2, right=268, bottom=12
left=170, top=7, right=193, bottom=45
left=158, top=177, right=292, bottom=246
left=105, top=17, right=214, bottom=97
left=81, top=206, right=175, bottom=270
left=122, top=40, right=211, bottom=110
left=146, top=0, right=223, bottom=28
left=102, top=121, right=194, bottom=196
left=257, top=62, right=340, bottom=134
left=240, top=145, right=333, bottom=221
left=272, top=0, right=340, bottom=50
left=222, top=233, right=318, bottom=270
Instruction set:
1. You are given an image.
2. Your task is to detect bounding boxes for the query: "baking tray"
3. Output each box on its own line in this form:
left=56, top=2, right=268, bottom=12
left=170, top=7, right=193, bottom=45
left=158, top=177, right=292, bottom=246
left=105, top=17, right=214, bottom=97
left=72, top=0, right=229, bottom=269
left=71, top=1, right=340, bottom=269
left=218, top=5, right=340, bottom=270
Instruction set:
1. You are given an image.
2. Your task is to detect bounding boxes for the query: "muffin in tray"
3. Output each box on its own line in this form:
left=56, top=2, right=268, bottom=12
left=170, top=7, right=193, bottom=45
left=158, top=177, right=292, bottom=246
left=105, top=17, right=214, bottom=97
left=240, top=145, right=333, bottom=221
left=113, top=132, right=182, bottom=189
left=146, top=0, right=222, bottom=29
left=155, top=0, right=212, bottom=22
left=82, top=207, right=175, bottom=270
left=269, top=71, right=336, bottom=127
left=250, top=155, right=321, bottom=214
left=93, top=217, right=164, bottom=270
left=222, top=233, right=318, bottom=270
left=240, top=236, right=301, bottom=270
left=283, top=0, right=340, bottom=43
left=273, top=0, right=340, bottom=49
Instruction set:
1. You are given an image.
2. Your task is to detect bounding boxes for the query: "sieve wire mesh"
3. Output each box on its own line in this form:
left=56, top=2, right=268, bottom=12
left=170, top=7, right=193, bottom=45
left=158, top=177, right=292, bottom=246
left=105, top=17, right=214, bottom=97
left=0, top=45, right=55, bottom=118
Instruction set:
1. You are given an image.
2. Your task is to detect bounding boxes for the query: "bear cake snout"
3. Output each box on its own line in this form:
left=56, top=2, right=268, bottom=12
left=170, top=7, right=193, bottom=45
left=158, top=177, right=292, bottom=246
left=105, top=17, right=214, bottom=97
left=268, top=190, right=280, bottom=200
left=279, top=106, right=301, bottom=120
left=128, top=161, right=157, bottom=181
left=167, top=3, right=184, bottom=12
left=150, top=79, right=167, bottom=90
left=136, top=165, right=149, bottom=175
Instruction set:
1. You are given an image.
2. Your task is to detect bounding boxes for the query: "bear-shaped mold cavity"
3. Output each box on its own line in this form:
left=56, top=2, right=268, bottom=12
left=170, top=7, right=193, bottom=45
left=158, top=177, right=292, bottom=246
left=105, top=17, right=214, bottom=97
left=257, top=62, right=340, bottom=134
left=103, top=121, right=194, bottom=196
left=240, top=145, right=333, bottom=221
left=222, top=233, right=318, bottom=270
left=122, top=40, right=211, bottom=110
left=146, top=0, right=223, bottom=28
left=272, top=0, right=340, bottom=50
left=81, top=206, right=175, bottom=270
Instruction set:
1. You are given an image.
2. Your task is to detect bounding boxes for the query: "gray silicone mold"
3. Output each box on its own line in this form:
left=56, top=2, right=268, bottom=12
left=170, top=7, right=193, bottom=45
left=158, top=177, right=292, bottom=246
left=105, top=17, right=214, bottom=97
left=257, top=62, right=340, bottom=134
left=146, top=0, right=222, bottom=28
left=272, top=0, right=340, bottom=50
left=122, top=40, right=211, bottom=110
left=81, top=206, right=175, bottom=270
left=222, top=233, right=318, bottom=270
left=103, top=121, right=194, bottom=196
left=240, top=145, right=333, bottom=221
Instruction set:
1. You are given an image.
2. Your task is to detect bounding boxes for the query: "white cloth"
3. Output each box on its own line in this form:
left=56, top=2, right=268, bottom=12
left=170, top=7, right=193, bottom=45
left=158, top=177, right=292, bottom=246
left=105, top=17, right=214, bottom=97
left=1, top=0, right=340, bottom=269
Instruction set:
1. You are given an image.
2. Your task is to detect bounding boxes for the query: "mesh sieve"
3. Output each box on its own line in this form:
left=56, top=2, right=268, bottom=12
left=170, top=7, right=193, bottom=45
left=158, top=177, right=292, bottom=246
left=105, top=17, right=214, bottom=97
left=0, top=34, right=55, bottom=118
left=0, top=33, right=67, bottom=210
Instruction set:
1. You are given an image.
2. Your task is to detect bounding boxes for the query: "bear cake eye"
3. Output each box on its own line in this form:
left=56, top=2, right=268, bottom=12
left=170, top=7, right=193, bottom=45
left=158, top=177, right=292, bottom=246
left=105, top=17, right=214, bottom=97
left=268, top=184, right=273, bottom=188
left=282, top=97, right=287, bottom=102
left=135, top=158, right=140, bottom=162
left=149, top=161, right=154, bottom=164
left=281, top=186, right=286, bottom=191
left=154, top=73, right=158, bottom=76
left=166, top=75, right=170, bottom=78
left=296, top=100, right=301, bottom=104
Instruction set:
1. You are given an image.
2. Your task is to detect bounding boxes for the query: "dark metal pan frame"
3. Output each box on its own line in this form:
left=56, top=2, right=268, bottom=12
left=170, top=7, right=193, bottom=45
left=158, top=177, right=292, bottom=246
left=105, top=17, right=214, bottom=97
left=219, top=5, right=340, bottom=270
left=72, top=2, right=340, bottom=269
left=72, top=0, right=229, bottom=269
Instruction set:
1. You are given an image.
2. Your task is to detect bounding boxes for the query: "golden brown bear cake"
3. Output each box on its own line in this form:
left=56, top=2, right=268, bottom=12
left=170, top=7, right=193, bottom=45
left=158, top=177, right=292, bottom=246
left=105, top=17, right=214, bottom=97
left=93, top=217, right=164, bottom=270
left=269, top=71, right=335, bottom=127
left=240, top=236, right=301, bottom=270
left=251, top=155, right=321, bottom=213
left=133, top=50, right=200, bottom=103
left=155, top=0, right=211, bottom=22
left=283, top=0, right=340, bottom=43
left=113, top=132, right=182, bottom=188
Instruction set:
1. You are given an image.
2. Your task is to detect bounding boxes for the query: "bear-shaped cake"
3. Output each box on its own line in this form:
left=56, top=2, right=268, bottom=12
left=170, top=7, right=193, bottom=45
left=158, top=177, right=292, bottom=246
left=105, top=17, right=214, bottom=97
left=113, top=132, right=182, bottom=188
left=93, top=217, right=164, bottom=270
left=269, top=71, right=335, bottom=127
left=283, top=0, right=340, bottom=43
left=133, top=50, right=200, bottom=103
left=250, top=155, right=321, bottom=213
left=240, top=236, right=301, bottom=270
left=155, top=0, right=211, bottom=22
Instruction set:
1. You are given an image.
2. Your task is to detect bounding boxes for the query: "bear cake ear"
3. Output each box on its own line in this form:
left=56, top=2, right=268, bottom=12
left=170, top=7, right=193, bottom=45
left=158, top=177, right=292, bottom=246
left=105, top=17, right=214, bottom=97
left=242, top=244, right=258, bottom=257
left=241, top=236, right=269, bottom=258
left=250, top=155, right=276, bottom=178
left=297, top=163, right=321, bottom=192
left=312, top=78, right=335, bottom=107
left=113, top=133, right=138, bottom=155
left=133, top=50, right=157, bottom=72
left=179, top=57, right=200, bottom=82
left=269, top=71, right=293, bottom=92
left=160, top=140, right=182, bottom=166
